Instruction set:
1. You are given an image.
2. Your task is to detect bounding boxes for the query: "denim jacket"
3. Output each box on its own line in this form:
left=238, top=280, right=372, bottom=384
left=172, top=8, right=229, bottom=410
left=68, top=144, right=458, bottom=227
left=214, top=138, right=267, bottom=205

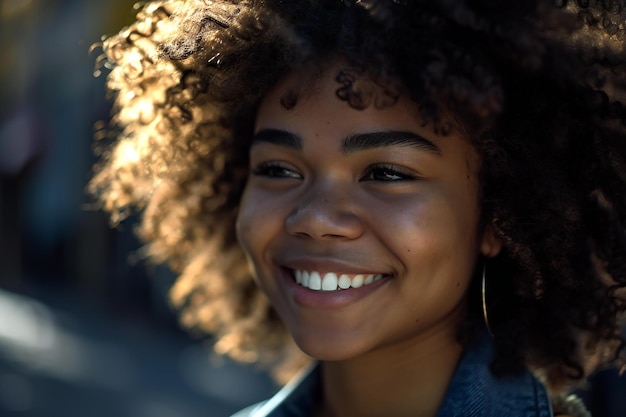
left=231, top=333, right=554, bottom=417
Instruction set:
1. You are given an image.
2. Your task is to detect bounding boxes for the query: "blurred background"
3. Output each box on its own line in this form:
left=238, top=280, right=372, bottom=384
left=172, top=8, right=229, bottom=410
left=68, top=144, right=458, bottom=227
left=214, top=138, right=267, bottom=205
left=0, top=1, right=278, bottom=416
left=0, top=1, right=624, bottom=417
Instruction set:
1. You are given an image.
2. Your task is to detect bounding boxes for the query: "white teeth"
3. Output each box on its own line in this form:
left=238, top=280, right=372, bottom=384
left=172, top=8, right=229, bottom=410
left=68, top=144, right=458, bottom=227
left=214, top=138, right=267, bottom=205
left=352, top=274, right=364, bottom=288
left=309, top=271, right=322, bottom=290
left=321, top=272, right=338, bottom=291
left=338, top=274, right=351, bottom=289
left=293, top=270, right=385, bottom=291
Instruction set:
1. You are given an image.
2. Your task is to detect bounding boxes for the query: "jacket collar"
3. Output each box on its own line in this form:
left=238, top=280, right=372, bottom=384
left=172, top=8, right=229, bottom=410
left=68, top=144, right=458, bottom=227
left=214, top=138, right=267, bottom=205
left=233, top=332, right=553, bottom=417
left=436, top=332, right=553, bottom=417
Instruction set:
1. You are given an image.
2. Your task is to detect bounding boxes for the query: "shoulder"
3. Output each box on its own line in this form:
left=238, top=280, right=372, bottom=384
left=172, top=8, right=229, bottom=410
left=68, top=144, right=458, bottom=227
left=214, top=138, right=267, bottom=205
left=437, top=332, right=553, bottom=417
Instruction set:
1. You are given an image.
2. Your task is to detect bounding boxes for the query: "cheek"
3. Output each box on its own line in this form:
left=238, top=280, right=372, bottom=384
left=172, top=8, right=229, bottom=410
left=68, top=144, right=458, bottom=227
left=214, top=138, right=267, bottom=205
left=236, top=187, right=282, bottom=264
left=235, top=189, right=259, bottom=260
left=380, top=187, right=481, bottom=268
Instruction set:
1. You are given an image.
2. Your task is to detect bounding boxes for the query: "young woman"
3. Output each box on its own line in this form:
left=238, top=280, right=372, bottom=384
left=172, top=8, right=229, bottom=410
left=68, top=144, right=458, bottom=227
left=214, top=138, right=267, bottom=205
left=92, top=1, right=626, bottom=416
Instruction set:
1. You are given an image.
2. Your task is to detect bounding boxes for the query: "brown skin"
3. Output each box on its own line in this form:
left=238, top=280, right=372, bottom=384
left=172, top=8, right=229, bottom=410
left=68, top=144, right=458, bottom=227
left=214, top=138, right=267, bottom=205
left=236, top=64, right=502, bottom=417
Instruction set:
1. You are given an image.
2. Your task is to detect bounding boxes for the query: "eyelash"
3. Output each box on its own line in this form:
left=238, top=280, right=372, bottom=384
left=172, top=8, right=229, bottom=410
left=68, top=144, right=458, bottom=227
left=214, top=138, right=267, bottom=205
left=252, top=162, right=419, bottom=182
left=251, top=162, right=302, bottom=179
left=360, top=163, right=420, bottom=182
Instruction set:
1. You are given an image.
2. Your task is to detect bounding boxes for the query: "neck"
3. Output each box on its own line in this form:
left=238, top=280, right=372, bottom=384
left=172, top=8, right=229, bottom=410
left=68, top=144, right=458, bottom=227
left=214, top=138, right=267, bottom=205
left=319, top=325, right=463, bottom=417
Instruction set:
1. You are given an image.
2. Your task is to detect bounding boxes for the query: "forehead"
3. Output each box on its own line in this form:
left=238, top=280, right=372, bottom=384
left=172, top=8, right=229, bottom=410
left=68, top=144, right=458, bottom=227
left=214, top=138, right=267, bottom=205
left=263, top=63, right=403, bottom=111
left=253, top=64, right=481, bottom=174
left=255, top=61, right=471, bottom=143
left=255, top=64, right=425, bottom=133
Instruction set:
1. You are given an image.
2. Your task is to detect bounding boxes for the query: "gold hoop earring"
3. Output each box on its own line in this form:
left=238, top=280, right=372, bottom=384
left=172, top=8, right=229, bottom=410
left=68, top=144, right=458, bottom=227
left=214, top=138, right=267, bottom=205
left=482, top=264, right=494, bottom=337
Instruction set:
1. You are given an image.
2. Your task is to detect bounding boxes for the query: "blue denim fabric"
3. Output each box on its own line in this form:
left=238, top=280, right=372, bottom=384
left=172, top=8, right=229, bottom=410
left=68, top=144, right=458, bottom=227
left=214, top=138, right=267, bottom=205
left=436, top=332, right=553, bottom=417
left=231, top=332, right=553, bottom=417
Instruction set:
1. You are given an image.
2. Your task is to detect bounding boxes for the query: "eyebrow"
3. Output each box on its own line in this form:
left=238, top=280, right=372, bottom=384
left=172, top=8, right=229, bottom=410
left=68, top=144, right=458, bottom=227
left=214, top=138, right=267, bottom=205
left=252, top=129, right=441, bottom=155
left=343, top=131, right=441, bottom=155
left=252, top=129, right=302, bottom=150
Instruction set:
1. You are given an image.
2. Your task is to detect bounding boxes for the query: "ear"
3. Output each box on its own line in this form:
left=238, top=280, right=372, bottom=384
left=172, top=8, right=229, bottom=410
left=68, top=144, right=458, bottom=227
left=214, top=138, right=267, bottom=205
left=480, top=223, right=503, bottom=258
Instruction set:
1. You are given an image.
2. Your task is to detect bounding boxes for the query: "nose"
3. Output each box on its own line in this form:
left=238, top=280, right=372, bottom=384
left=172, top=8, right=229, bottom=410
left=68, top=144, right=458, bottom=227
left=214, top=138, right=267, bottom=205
left=284, top=182, right=364, bottom=240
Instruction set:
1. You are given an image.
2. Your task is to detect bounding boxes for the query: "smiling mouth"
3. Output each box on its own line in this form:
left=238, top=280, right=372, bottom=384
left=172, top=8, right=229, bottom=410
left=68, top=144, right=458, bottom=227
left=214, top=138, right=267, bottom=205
left=292, top=270, right=388, bottom=291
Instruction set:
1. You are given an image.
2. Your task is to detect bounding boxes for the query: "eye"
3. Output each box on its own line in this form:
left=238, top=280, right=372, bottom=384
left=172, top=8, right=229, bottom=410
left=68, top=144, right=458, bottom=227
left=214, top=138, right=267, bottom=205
left=251, top=162, right=302, bottom=180
left=360, top=163, right=420, bottom=182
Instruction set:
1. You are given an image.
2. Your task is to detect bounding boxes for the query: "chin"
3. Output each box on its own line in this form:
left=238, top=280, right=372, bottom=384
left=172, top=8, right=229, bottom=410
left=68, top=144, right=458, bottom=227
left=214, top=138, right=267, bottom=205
left=296, top=342, right=363, bottom=362
left=289, top=327, right=372, bottom=361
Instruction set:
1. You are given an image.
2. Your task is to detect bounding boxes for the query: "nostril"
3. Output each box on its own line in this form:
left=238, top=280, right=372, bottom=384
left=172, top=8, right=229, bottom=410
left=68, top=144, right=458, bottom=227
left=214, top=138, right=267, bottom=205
left=291, top=231, right=312, bottom=239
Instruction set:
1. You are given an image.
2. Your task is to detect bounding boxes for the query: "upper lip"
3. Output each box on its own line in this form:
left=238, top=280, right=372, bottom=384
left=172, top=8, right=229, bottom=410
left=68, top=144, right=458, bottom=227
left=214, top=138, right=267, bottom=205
left=278, top=256, right=391, bottom=276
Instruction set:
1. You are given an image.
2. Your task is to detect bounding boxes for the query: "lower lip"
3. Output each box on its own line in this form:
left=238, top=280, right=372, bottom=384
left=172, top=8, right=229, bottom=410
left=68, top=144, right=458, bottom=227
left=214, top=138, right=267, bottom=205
left=282, top=269, right=392, bottom=310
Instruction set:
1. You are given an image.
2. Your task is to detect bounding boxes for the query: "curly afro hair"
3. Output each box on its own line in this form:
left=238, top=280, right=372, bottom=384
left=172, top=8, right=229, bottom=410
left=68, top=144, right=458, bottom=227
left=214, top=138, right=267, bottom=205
left=91, top=0, right=626, bottom=388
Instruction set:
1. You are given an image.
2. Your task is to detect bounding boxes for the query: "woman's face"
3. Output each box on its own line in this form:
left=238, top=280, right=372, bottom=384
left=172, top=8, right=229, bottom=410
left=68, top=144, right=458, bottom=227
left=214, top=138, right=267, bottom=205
left=236, top=66, right=501, bottom=360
